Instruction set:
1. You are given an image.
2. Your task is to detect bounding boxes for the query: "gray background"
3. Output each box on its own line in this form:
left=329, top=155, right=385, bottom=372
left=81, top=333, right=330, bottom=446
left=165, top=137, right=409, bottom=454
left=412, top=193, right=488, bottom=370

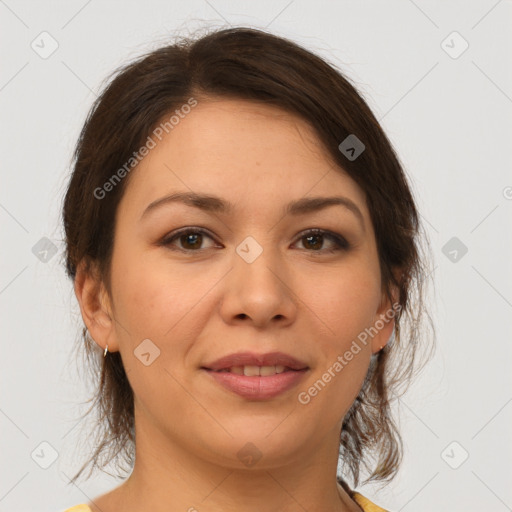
left=1, top=1, right=511, bottom=511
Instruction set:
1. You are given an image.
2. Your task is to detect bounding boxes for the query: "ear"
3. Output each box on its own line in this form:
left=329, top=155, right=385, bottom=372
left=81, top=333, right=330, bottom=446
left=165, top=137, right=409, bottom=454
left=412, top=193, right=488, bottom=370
left=74, top=260, right=119, bottom=353
left=370, top=280, right=400, bottom=355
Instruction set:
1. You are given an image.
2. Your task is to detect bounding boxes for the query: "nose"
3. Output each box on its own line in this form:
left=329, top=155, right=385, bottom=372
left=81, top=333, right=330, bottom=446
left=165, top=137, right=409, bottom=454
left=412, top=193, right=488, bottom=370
left=219, top=244, right=298, bottom=329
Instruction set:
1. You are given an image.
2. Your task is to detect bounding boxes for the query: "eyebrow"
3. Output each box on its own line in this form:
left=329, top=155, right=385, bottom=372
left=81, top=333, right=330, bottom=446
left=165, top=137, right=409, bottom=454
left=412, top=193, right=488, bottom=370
left=140, top=191, right=365, bottom=231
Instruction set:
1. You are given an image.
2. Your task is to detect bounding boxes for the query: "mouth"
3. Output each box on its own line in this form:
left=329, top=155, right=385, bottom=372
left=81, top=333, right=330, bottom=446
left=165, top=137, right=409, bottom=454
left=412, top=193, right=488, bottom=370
left=200, top=351, right=309, bottom=400
left=201, top=365, right=309, bottom=400
left=202, top=351, right=309, bottom=372
left=204, top=365, right=301, bottom=376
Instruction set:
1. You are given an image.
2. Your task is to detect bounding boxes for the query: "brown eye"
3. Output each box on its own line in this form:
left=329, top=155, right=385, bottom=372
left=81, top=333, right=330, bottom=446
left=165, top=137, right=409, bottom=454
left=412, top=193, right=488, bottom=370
left=302, top=233, right=323, bottom=250
left=161, top=228, right=217, bottom=252
left=294, top=229, right=349, bottom=253
left=161, top=227, right=349, bottom=254
left=179, top=232, right=203, bottom=250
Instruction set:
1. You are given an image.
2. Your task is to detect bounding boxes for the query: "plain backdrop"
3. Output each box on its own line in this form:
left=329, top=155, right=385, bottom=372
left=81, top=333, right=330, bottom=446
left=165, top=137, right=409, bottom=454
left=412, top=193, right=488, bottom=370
left=1, top=1, right=511, bottom=511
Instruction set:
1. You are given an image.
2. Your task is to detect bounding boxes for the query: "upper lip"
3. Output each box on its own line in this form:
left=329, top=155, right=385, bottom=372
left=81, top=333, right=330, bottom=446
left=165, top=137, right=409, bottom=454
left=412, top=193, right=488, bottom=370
left=202, top=351, right=309, bottom=371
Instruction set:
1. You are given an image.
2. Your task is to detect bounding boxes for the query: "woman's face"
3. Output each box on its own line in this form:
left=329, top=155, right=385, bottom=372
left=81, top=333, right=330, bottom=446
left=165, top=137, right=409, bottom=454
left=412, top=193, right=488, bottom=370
left=84, top=98, right=394, bottom=470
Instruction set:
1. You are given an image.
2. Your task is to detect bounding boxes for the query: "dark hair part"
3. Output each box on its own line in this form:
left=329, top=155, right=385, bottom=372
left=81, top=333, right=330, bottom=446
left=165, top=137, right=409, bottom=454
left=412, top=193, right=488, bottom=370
left=62, top=26, right=435, bottom=489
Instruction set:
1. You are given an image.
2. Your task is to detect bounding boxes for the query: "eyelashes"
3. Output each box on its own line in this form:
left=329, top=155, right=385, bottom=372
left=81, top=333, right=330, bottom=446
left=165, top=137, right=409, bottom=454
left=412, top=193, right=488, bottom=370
left=292, top=228, right=350, bottom=253
left=159, top=227, right=350, bottom=255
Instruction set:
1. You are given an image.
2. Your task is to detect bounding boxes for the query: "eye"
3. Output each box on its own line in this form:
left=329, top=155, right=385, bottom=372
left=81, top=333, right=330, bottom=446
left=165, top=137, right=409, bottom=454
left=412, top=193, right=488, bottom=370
left=160, top=227, right=219, bottom=252
left=293, top=228, right=350, bottom=254
left=160, top=227, right=350, bottom=254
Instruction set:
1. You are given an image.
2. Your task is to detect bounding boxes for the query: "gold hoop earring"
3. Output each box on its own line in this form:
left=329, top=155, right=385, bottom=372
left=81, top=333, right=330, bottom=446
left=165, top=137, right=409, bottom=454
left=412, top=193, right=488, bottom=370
left=104, top=344, right=108, bottom=357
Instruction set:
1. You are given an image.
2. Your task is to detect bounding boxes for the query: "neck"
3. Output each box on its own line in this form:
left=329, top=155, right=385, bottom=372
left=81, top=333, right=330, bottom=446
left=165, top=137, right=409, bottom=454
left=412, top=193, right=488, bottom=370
left=98, top=409, right=361, bottom=512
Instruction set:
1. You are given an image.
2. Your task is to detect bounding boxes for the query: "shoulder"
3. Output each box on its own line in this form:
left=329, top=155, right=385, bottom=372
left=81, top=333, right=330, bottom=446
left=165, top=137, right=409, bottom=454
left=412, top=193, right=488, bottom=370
left=352, top=491, right=390, bottom=512
left=63, top=505, right=92, bottom=512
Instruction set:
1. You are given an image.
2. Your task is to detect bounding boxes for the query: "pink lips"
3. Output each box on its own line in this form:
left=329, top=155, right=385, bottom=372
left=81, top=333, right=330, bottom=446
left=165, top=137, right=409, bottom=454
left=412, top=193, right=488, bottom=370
left=202, top=351, right=308, bottom=371
left=201, top=351, right=309, bottom=400
left=205, top=369, right=308, bottom=400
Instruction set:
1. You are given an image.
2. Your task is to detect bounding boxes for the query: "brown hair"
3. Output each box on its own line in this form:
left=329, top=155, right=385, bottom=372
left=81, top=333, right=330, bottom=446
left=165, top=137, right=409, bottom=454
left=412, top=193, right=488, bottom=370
left=62, top=26, right=435, bottom=489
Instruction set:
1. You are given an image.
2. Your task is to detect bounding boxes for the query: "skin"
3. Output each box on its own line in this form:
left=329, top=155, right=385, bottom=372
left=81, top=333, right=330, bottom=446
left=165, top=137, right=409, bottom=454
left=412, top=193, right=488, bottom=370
left=75, top=98, right=396, bottom=512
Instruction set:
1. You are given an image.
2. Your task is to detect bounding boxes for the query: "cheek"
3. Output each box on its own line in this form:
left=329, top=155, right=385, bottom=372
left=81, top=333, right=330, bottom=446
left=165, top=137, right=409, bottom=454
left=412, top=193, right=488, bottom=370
left=113, top=269, right=195, bottom=338
left=110, top=247, right=223, bottom=345
left=303, top=263, right=381, bottom=347
left=109, top=253, right=211, bottom=403
left=295, top=264, right=379, bottom=414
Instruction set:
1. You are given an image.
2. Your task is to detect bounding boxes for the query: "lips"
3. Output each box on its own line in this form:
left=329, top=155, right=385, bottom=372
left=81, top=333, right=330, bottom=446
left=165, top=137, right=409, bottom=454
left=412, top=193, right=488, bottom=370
left=214, top=365, right=288, bottom=376
left=201, top=352, right=310, bottom=400
left=202, top=351, right=309, bottom=372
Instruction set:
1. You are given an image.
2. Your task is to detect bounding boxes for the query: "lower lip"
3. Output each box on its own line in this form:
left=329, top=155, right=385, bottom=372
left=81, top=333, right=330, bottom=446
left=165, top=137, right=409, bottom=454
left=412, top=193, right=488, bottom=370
left=203, top=369, right=308, bottom=400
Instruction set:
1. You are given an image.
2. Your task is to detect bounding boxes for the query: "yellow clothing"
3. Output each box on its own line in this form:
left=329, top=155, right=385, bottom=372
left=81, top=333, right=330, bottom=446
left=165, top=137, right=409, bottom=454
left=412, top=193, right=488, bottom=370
left=353, top=491, right=389, bottom=511
left=64, top=492, right=389, bottom=512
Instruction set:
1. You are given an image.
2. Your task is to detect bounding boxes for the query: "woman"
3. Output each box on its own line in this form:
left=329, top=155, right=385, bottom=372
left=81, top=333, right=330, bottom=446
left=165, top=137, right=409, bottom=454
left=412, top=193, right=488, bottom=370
left=62, top=27, right=434, bottom=512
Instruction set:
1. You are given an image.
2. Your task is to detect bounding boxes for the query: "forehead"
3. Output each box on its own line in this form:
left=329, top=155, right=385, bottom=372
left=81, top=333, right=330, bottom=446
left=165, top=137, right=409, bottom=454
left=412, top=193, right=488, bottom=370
left=119, top=98, right=367, bottom=219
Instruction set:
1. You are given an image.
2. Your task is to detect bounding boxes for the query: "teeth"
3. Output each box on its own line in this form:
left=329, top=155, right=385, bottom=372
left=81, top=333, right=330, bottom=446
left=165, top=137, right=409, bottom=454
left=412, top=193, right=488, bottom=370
left=260, top=365, right=278, bottom=376
left=218, top=365, right=288, bottom=376
left=244, top=365, right=261, bottom=376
